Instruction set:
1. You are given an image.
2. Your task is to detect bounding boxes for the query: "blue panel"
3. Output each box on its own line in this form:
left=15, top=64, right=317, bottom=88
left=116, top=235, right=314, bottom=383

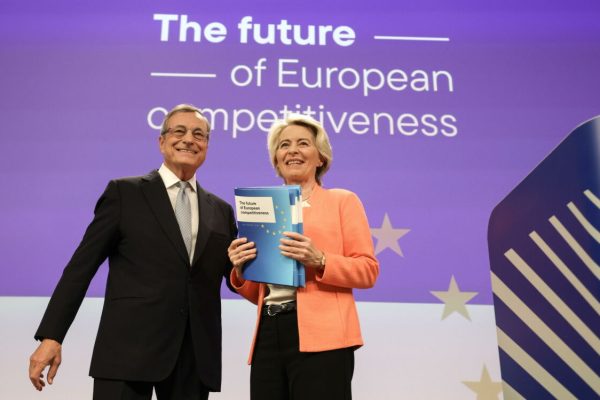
left=488, top=117, right=600, bottom=396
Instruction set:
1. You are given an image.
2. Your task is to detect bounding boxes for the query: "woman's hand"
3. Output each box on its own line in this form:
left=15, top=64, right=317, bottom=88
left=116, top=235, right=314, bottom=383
left=279, top=231, right=324, bottom=269
left=228, top=237, right=257, bottom=277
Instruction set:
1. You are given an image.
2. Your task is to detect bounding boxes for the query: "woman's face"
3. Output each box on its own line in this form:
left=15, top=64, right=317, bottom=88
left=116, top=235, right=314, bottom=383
left=275, top=124, right=322, bottom=185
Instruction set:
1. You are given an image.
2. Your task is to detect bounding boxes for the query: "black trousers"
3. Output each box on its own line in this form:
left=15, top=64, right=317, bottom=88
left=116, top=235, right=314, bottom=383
left=93, top=320, right=209, bottom=400
left=251, top=310, right=354, bottom=400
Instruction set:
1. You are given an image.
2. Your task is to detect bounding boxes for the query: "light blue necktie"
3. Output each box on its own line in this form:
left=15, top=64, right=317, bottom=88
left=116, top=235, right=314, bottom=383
left=175, top=181, right=192, bottom=259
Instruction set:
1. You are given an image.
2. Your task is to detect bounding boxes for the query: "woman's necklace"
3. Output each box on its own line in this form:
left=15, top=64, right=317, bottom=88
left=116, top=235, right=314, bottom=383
left=302, top=184, right=316, bottom=202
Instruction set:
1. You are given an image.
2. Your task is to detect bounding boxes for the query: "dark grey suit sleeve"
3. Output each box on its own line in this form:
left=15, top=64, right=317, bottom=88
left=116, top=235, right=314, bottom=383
left=35, top=180, right=121, bottom=343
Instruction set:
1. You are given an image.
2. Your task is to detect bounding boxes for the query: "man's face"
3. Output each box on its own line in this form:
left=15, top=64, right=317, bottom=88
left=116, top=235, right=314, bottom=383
left=159, top=112, right=209, bottom=178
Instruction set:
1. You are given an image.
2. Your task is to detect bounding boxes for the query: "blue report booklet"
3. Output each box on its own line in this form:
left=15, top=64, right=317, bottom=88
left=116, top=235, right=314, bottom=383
left=234, top=186, right=305, bottom=287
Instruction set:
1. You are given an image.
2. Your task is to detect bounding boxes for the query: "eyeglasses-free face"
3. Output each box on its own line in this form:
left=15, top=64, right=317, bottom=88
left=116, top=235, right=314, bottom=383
left=275, top=125, right=323, bottom=186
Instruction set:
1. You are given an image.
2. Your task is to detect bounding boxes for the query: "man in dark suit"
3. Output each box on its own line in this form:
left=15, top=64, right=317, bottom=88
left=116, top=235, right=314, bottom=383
left=28, top=104, right=237, bottom=399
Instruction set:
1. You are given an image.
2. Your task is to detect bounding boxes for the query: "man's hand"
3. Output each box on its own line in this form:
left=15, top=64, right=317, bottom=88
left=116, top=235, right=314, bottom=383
left=29, top=338, right=62, bottom=391
left=228, top=237, right=257, bottom=277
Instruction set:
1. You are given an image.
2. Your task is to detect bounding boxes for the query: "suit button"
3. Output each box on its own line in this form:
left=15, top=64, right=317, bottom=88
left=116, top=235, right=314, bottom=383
left=179, top=308, right=185, bottom=315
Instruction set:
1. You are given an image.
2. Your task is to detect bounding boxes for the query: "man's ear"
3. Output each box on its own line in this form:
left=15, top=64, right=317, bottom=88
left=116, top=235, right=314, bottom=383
left=158, top=135, right=165, bottom=154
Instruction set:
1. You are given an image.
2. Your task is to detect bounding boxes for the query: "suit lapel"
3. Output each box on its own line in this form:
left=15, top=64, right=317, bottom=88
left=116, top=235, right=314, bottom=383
left=141, top=170, right=190, bottom=265
left=192, top=184, right=213, bottom=267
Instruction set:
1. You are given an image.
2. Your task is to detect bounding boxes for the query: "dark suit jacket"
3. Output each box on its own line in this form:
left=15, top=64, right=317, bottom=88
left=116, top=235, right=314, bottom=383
left=35, top=170, right=237, bottom=391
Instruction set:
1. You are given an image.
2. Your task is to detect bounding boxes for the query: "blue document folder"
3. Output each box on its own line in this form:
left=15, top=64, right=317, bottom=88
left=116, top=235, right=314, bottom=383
left=234, top=186, right=305, bottom=287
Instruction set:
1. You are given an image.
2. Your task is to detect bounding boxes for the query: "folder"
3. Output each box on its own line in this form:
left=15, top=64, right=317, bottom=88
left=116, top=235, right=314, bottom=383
left=234, top=186, right=305, bottom=287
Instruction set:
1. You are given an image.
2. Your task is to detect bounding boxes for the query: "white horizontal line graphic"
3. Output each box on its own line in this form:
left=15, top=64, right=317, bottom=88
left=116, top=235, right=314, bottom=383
left=373, top=35, right=450, bottom=42
left=150, top=72, right=217, bottom=78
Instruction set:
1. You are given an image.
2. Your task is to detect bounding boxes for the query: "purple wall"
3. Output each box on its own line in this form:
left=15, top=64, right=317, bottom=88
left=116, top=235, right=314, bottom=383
left=1, top=0, right=599, bottom=303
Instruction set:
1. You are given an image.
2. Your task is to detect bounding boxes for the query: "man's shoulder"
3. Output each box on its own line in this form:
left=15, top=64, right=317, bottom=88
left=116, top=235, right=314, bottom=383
left=96, top=171, right=159, bottom=198
left=110, top=170, right=159, bottom=186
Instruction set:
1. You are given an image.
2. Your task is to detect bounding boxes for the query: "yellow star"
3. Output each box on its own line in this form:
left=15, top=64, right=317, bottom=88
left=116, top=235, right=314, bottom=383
left=430, top=275, right=478, bottom=320
left=370, top=213, right=410, bottom=257
left=463, top=365, right=503, bottom=400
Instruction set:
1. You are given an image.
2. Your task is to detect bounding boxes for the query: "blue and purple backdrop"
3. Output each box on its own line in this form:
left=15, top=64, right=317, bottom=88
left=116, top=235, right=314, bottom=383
left=1, top=1, right=599, bottom=399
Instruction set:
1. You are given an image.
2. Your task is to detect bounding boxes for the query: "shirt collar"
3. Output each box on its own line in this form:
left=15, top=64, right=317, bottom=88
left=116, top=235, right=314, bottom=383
left=158, top=163, right=197, bottom=192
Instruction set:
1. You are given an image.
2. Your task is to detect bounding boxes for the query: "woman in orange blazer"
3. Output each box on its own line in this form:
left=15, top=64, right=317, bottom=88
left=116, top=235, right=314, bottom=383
left=228, top=113, right=379, bottom=400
